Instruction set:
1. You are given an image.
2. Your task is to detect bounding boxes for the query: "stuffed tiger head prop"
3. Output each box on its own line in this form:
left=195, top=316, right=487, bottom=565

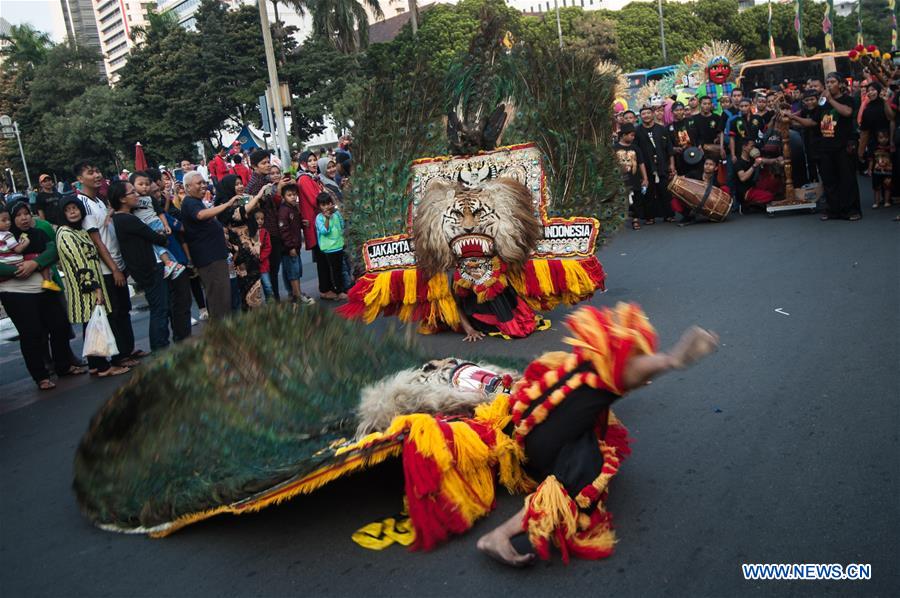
left=413, top=177, right=542, bottom=277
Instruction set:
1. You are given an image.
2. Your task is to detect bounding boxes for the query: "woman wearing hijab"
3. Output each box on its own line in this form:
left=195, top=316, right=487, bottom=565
left=215, top=174, right=270, bottom=310
left=297, top=150, right=332, bottom=299
left=0, top=200, right=84, bottom=389
left=317, top=156, right=343, bottom=202
left=55, top=197, right=131, bottom=377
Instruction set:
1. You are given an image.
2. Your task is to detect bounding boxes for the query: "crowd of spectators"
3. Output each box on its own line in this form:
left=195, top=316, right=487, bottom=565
left=613, top=71, right=900, bottom=228
left=0, top=135, right=354, bottom=391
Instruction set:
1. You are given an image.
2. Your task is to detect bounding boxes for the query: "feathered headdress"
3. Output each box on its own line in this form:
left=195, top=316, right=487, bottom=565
left=684, top=40, right=745, bottom=86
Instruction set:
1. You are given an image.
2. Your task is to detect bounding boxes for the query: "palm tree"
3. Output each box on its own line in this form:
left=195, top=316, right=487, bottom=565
left=284, top=0, right=384, bottom=54
left=0, top=24, right=52, bottom=76
left=130, top=9, right=180, bottom=45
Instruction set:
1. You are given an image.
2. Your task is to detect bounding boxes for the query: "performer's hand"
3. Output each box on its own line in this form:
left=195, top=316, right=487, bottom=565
left=112, top=269, right=127, bottom=287
left=462, top=327, right=485, bottom=343
left=668, top=326, right=719, bottom=370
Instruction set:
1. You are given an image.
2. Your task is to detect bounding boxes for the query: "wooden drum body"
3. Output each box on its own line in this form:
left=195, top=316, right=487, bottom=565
left=667, top=175, right=733, bottom=222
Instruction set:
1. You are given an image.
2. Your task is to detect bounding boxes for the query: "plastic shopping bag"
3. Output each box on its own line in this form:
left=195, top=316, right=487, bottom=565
left=82, top=305, right=119, bottom=358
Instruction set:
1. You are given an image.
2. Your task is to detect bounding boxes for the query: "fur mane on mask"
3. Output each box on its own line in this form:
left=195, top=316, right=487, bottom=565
left=413, top=177, right=543, bottom=278
left=355, top=362, right=515, bottom=439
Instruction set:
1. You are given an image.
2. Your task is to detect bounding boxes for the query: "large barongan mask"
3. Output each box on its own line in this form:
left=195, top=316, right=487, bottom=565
left=413, top=177, right=543, bottom=277
left=707, top=56, right=732, bottom=85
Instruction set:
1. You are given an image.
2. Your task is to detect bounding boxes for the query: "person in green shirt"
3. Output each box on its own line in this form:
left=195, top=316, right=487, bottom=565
left=314, top=192, right=346, bottom=300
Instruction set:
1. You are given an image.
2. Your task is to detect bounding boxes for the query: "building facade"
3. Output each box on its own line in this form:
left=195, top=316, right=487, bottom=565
left=91, top=0, right=153, bottom=82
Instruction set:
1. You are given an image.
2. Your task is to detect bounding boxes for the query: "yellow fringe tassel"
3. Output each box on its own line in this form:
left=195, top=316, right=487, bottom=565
left=526, top=475, right=577, bottom=544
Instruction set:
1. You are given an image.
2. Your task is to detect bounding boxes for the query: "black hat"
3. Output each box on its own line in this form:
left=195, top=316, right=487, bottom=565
left=683, top=146, right=704, bottom=166
left=619, top=123, right=636, bottom=135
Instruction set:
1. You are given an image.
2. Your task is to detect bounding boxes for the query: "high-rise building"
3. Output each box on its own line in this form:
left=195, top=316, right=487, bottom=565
left=59, top=0, right=102, bottom=50
left=92, top=0, right=153, bottom=83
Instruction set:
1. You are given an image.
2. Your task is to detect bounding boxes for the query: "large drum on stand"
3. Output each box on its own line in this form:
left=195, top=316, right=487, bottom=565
left=668, top=175, right=733, bottom=222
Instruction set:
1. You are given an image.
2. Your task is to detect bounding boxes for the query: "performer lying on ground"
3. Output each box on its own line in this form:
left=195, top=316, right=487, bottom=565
left=476, top=320, right=718, bottom=566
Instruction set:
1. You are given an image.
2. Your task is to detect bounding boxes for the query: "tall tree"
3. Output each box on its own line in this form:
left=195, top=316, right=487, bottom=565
left=0, top=24, right=52, bottom=77
left=285, top=0, right=383, bottom=53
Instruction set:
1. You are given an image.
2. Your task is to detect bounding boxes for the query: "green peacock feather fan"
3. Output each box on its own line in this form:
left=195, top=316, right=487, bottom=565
left=73, top=306, right=526, bottom=533
left=73, top=307, right=422, bottom=530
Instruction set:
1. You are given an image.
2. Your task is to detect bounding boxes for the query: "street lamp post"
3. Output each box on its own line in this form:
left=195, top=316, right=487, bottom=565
left=657, top=0, right=668, bottom=64
left=0, top=115, right=32, bottom=190
left=257, top=1, right=291, bottom=167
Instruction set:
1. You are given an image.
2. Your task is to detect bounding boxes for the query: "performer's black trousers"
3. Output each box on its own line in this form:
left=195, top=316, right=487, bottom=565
left=523, top=384, right=619, bottom=497
left=819, top=149, right=861, bottom=218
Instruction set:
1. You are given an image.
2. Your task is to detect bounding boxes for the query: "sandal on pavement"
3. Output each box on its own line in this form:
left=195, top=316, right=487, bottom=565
left=117, top=358, right=140, bottom=368
left=819, top=214, right=831, bottom=221
left=848, top=214, right=861, bottom=221
left=60, top=365, right=88, bottom=376
left=631, top=219, right=641, bottom=230
left=38, top=379, right=56, bottom=390
left=645, top=218, right=656, bottom=225
left=130, top=350, right=150, bottom=359
left=96, top=366, right=131, bottom=378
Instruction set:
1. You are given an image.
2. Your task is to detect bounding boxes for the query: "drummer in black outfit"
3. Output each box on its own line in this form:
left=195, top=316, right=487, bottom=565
left=816, top=73, right=861, bottom=221
left=636, top=106, right=676, bottom=223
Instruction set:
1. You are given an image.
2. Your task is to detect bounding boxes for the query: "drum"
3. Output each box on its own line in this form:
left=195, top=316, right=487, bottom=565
left=667, top=175, right=733, bottom=222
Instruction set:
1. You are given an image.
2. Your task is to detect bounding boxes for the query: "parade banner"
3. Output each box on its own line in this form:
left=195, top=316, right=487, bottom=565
left=769, top=1, right=777, bottom=58
left=794, top=0, right=805, bottom=54
left=823, top=0, right=835, bottom=52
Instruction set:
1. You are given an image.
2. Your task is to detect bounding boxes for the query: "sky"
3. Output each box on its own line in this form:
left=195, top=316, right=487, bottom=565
left=0, top=0, right=67, bottom=41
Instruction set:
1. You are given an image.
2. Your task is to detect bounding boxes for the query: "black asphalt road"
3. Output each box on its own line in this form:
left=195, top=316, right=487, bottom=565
left=1, top=202, right=897, bottom=597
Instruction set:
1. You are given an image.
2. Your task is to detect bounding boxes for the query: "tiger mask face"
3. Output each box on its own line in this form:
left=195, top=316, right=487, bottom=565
left=414, top=178, right=542, bottom=277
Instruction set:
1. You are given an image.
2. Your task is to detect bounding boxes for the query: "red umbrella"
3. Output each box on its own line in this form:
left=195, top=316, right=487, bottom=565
left=134, top=142, right=148, bottom=171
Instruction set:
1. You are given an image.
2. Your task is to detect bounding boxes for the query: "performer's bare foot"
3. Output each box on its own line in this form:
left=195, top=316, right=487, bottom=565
left=668, top=326, right=719, bottom=370
left=477, top=529, right=535, bottom=567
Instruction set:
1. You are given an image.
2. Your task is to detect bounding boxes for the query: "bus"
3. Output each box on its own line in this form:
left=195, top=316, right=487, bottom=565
left=736, top=52, right=857, bottom=93
left=624, top=66, right=677, bottom=104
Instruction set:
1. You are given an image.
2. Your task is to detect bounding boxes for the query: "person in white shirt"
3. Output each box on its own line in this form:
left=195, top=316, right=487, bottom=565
left=74, top=161, right=144, bottom=366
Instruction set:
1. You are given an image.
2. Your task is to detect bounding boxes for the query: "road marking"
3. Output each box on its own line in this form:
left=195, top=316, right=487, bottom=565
left=774, top=308, right=790, bottom=316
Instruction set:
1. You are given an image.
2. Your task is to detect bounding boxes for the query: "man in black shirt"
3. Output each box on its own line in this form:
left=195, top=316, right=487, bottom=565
left=668, top=102, right=693, bottom=175
left=614, top=123, right=649, bottom=229
left=34, top=174, right=63, bottom=225
left=816, top=73, right=861, bottom=220
left=748, top=94, right=773, bottom=147
left=636, top=106, right=675, bottom=222
left=691, top=96, right=723, bottom=161
left=789, top=90, right=824, bottom=183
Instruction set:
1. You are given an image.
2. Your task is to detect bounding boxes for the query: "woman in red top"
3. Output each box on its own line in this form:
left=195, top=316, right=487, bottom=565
left=296, top=151, right=332, bottom=298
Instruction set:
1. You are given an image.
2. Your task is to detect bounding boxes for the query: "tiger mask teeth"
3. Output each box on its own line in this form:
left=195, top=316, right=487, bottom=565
left=451, top=234, right=495, bottom=258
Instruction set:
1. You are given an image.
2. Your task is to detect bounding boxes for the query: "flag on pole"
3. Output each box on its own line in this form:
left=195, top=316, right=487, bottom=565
left=890, top=0, right=897, bottom=51
left=768, top=1, right=777, bottom=58
left=857, top=1, right=864, bottom=47
left=822, top=0, right=835, bottom=52
left=794, top=0, right=805, bottom=54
